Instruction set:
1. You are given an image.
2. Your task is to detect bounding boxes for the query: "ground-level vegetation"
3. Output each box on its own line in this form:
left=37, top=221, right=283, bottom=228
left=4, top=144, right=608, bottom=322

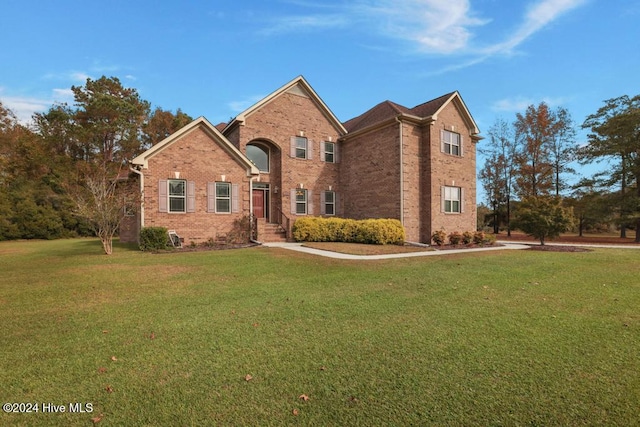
left=1, top=239, right=639, bottom=426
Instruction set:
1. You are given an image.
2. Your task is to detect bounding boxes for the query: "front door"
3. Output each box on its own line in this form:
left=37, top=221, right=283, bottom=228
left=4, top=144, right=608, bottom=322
left=252, top=187, right=270, bottom=221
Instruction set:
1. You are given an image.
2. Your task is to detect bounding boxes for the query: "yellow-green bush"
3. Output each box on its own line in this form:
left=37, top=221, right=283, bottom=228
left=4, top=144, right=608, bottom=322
left=292, top=217, right=405, bottom=245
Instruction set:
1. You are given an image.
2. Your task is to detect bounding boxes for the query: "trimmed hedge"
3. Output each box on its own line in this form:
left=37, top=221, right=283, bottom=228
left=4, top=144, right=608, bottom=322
left=139, top=226, right=169, bottom=251
left=292, top=217, right=405, bottom=245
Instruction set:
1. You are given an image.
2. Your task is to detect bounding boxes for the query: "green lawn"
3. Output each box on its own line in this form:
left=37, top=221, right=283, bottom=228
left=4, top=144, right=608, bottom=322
left=1, top=239, right=639, bottom=426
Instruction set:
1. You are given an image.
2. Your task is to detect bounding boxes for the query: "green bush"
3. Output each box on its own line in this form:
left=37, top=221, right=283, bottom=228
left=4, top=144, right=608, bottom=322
left=462, top=231, right=474, bottom=245
left=139, top=226, right=169, bottom=251
left=431, top=230, right=446, bottom=246
left=448, top=231, right=463, bottom=245
left=292, top=217, right=405, bottom=245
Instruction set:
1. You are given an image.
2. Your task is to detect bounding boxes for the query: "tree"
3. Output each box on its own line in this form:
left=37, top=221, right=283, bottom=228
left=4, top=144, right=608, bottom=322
left=72, top=76, right=150, bottom=163
left=143, top=107, right=192, bottom=148
left=478, top=118, right=517, bottom=235
left=514, top=103, right=555, bottom=198
left=549, top=107, right=578, bottom=196
left=566, top=179, right=614, bottom=236
left=512, top=196, right=573, bottom=245
left=580, top=95, right=640, bottom=240
left=71, top=163, right=137, bottom=254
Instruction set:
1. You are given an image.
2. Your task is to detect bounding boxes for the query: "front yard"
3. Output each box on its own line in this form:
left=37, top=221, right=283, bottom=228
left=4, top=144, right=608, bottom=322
left=1, top=239, right=638, bottom=426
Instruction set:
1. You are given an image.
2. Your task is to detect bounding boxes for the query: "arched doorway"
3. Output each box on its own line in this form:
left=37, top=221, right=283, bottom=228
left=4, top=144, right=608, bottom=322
left=246, top=140, right=280, bottom=223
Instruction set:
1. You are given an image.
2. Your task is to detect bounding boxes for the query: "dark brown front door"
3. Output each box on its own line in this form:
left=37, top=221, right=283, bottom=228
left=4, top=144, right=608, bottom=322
left=253, top=189, right=265, bottom=219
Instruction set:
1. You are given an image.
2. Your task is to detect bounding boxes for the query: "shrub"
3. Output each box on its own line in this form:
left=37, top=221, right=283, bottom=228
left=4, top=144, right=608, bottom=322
left=431, top=230, right=446, bottom=246
left=139, top=226, right=169, bottom=251
left=482, top=233, right=497, bottom=246
left=473, top=231, right=485, bottom=245
left=462, top=231, right=474, bottom=245
left=448, top=231, right=463, bottom=245
left=292, top=217, right=405, bottom=245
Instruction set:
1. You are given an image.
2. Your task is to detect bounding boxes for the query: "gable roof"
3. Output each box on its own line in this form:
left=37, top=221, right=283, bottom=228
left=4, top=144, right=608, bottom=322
left=222, top=76, right=347, bottom=136
left=131, top=116, right=259, bottom=175
left=343, top=91, right=480, bottom=136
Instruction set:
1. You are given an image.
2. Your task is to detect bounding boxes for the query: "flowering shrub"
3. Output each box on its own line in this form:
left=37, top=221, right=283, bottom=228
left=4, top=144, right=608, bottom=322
left=292, top=217, right=405, bottom=245
left=431, top=230, right=446, bottom=246
left=448, top=231, right=463, bottom=245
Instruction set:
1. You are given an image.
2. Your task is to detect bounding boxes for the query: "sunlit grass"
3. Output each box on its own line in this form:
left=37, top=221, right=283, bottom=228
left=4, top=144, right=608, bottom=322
left=1, top=239, right=639, bottom=426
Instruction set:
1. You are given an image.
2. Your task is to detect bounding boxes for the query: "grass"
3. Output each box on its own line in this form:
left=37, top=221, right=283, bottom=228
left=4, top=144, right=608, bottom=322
left=1, top=238, right=639, bottom=426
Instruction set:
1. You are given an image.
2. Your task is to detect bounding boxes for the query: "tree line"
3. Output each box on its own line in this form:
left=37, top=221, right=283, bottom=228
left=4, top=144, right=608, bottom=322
left=479, top=95, right=640, bottom=243
left=0, top=76, right=192, bottom=244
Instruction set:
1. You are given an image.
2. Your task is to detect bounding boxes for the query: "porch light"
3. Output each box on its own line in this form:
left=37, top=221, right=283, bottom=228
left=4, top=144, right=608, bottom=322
left=274, top=186, right=279, bottom=194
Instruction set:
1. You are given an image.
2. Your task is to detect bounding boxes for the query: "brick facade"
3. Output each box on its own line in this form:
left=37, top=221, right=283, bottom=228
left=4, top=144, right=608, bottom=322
left=125, top=76, right=480, bottom=245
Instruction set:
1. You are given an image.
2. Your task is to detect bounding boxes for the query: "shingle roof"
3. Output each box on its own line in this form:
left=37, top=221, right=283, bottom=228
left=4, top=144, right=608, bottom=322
left=342, top=92, right=456, bottom=134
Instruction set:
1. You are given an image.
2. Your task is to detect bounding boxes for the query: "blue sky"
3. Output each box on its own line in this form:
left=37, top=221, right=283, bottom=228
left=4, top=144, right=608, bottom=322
left=1, top=0, right=638, bottom=198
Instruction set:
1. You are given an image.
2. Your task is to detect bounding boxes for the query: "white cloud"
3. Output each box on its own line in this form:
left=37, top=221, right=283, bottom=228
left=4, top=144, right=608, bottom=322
left=228, top=95, right=266, bottom=113
left=482, top=0, right=588, bottom=55
left=492, top=95, right=568, bottom=112
left=0, top=95, right=51, bottom=123
left=359, top=0, right=489, bottom=54
left=258, top=14, right=349, bottom=36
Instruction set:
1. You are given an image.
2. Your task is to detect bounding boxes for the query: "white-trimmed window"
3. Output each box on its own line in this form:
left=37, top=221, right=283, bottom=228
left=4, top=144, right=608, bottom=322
left=322, top=191, right=335, bottom=215
left=296, top=137, right=307, bottom=159
left=215, top=182, right=231, bottom=213
left=442, top=186, right=463, bottom=213
left=323, top=142, right=335, bottom=163
left=168, top=179, right=186, bottom=213
left=296, top=189, right=307, bottom=214
left=207, top=182, right=239, bottom=213
left=159, top=179, right=195, bottom=213
left=441, top=130, right=461, bottom=156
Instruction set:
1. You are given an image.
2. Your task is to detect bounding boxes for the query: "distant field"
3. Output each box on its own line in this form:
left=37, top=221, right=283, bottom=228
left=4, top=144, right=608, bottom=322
left=1, top=238, right=638, bottom=426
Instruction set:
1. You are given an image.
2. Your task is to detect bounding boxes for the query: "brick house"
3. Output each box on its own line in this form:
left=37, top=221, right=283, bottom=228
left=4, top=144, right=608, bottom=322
left=121, top=76, right=481, bottom=245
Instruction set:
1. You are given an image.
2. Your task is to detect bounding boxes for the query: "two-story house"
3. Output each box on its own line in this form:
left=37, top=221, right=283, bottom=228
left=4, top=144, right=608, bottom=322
left=121, top=76, right=481, bottom=245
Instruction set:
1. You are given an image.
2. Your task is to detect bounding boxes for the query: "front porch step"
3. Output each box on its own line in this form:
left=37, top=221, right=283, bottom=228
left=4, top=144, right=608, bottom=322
left=260, top=222, right=288, bottom=243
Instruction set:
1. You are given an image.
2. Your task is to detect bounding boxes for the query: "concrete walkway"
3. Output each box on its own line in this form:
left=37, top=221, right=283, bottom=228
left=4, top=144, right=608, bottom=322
left=262, top=242, right=531, bottom=260
left=262, top=240, right=640, bottom=260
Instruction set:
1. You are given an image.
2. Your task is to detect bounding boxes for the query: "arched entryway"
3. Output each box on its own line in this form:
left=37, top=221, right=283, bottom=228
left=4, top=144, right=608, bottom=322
left=246, top=140, right=281, bottom=223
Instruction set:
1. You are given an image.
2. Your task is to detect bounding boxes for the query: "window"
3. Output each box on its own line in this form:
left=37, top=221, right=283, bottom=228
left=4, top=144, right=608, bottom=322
left=168, top=179, right=186, bottom=213
left=443, top=186, right=461, bottom=213
left=323, top=191, right=335, bottom=215
left=323, top=142, right=335, bottom=163
left=246, top=144, right=269, bottom=172
left=295, top=189, right=307, bottom=215
left=442, top=130, right=461, bottom=156
left=295, top=136, right=308, bottom=159
left=216, top=182, right=231, bottom=213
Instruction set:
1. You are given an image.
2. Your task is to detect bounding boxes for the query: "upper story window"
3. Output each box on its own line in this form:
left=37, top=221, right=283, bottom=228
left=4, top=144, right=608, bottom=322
left=441, top=130, right=461, bottom=156
left=168, top=179, right=186, bottom=213
left=246, top=144, right=269, bottom=172
left=323, top=142, right=335, bottom=163
left=295, top=136, right=308, bottom=159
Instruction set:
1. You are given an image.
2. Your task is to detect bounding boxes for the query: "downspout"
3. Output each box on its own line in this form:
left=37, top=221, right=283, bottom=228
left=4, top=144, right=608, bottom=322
left=249, top=176, right=262, bottom=245
left=129, top=165, right=144, bottom=230
left=396, top=116, right=404, bottom=226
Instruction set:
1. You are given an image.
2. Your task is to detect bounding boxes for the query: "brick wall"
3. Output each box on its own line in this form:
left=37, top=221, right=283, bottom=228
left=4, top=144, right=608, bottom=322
left=232, top=89, right=342, bottom=221
left=340, top=123, right=401, bottom=221
left=141, top=125, right=252, bottom=245
left=425, top=102, right=477, bottom=240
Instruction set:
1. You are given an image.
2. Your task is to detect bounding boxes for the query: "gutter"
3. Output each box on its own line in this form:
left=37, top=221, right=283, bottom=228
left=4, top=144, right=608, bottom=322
left=249, top=176, right=262, bottom=245
left=396, top=116, right=404, bottom=226
left=129, top=165, right=145, bottom=229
